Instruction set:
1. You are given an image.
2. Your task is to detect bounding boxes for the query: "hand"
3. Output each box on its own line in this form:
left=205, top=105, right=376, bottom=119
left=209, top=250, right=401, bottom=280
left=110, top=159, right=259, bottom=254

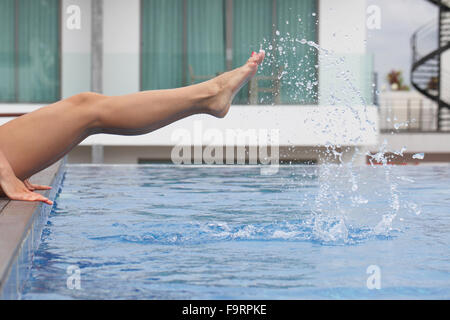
left=0, top=172, right=53, bottom=205
left=24, top=179, right=52, bottom=192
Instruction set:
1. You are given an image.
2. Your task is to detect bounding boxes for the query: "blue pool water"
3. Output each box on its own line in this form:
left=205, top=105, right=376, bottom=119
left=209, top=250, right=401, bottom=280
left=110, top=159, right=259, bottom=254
left=22, top=164, right=450, bottom=299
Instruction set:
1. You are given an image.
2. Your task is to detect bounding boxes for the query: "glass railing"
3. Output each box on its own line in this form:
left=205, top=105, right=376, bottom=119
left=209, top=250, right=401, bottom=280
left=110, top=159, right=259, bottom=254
left=318, top=53, right=375, bottom=107
left=232, top=52, right=374, bottom=107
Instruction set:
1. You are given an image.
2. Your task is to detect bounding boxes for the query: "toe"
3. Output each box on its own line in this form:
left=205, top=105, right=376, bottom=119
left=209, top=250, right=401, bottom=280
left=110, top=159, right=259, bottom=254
left=248, top=53, right=258, bottom=64
left=248, top=50, right=265, bottom=65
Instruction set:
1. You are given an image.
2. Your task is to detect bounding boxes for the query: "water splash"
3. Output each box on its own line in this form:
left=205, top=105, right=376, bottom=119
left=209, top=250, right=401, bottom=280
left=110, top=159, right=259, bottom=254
left=254, top=21, right=421, bottom=243
left=412, top=153, right=425, bottom=160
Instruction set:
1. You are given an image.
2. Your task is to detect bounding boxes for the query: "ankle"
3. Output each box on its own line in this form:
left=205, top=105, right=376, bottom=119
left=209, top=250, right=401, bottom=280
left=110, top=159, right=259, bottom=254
left=205, top=78, right=222, bottom=99
left=195, top=79, right=221, bottom=113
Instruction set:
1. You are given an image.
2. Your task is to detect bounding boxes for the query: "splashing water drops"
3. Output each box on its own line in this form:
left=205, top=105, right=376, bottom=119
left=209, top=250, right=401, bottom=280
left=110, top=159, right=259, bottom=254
left=254, top=21, right=418, bottom=244
left=412, top=153, right=425, bottom=160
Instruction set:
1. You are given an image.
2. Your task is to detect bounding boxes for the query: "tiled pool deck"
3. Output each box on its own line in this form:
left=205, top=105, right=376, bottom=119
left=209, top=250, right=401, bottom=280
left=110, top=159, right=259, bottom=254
left=0, top=159, right=65, bottom=299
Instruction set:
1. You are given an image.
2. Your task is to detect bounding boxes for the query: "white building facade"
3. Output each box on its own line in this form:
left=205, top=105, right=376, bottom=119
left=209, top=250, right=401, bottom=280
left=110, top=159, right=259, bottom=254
left=0, top=0, right=378, bottom=165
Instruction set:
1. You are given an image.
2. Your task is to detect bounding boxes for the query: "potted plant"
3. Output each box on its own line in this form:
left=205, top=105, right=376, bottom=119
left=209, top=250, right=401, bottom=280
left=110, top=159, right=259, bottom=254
left=387, top=70, right=410, bottom=91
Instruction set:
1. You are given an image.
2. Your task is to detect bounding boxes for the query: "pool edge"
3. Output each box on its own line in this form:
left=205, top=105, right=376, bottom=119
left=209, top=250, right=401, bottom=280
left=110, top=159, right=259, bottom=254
left=0, top=158, right=66, bottom=300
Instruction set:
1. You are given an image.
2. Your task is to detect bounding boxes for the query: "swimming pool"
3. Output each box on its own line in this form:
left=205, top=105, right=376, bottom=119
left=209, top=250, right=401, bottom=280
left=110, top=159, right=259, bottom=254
left=21, top=164, right=450, bottom=299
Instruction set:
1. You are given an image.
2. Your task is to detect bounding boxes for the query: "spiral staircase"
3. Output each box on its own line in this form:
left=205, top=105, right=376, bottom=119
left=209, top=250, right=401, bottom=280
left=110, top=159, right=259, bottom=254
left=411, top=0, right=450, bottom=131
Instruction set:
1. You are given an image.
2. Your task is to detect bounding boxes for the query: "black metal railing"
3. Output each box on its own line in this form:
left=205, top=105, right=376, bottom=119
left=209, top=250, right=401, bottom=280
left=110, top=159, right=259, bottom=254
left=411, top=0, right=450, bottom=131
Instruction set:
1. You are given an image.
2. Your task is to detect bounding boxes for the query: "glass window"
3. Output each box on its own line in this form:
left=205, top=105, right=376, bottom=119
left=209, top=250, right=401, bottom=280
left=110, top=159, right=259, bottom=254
left=0, top=0, right=60, bottom=103
left=141, top=0, right=318, bottom=105
left=232, top=0, right=273, bottom=104
left=187, top=0, right=225, bottom=84
left=141, top=0, right=184, bottom=90
left=141, top=0, right=225, bottom=90
left=276, top=0, right=318, bottom=105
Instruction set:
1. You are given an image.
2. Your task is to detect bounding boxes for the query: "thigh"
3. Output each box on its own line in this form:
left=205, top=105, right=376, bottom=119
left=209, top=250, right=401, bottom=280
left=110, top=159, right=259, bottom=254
left=0, top=99, right=94, bottom=180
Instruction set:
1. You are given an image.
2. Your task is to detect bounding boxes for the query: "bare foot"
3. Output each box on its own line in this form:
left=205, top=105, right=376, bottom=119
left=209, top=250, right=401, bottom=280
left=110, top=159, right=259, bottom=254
left=205, top=50, right=265, bottom=118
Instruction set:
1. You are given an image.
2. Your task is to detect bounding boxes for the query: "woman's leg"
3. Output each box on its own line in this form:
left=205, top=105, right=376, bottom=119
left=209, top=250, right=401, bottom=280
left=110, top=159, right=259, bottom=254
left=0, top=51, right=265, bottom=181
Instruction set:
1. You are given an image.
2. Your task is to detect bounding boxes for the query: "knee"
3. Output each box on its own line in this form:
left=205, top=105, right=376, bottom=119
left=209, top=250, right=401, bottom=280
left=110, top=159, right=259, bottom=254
left=66, top=92, right=109, bottom=129
left=67, top=92, right=108, bottom=107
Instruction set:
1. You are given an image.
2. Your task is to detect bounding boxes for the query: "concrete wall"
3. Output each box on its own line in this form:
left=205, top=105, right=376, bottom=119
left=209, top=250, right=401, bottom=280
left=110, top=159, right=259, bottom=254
left=78, top=105, right=379, bottom=147
left=0, top=161, right=65, bottom=299
left=62, top=0, right=92, bottom=98
left=368, top=131, right=450, bottom=164
left=318, top=0, right=367, bottom=54
left=67, top=145, right=362, bottom=165
left=103, top=0, right=140, bottom=95
left=318, top=0, right=371, bottom=106
left=377, top=132, right=450, bottom=153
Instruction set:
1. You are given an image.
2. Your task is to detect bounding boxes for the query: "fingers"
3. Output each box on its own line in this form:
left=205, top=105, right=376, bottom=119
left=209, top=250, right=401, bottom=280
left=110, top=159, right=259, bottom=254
left=28, top=191, right=53, bottom=205
left=24, top=179, right=52, bottom=191
left=2, top=176, right=53, bottom=205
left=9, top=190, right=53, bottom=205
left=30, top=183, right=52, bottom=190
left=24, top=179, right=34, bottom=191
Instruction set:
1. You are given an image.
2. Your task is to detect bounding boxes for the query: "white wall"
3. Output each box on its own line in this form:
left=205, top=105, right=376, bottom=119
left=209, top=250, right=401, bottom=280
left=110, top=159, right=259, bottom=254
left=79, top=105, right=379, bottom=147
left=319, top=0, right=367, bottom=54
left=377, top=133, right=450, bottom=153
left=62, top=0, right=91, bottom=98
left=103, top=0, right=140, bottom=95
left=0, top=104, right=379, bottom=148
left=318, top=0, right=370, bottom=106
left=63, top=0, right=141, bottom=97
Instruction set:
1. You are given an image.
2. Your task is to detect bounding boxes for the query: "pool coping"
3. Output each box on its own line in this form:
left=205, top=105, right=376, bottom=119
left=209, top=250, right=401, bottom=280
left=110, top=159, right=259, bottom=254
left=0, top=158, right=66, bottom=299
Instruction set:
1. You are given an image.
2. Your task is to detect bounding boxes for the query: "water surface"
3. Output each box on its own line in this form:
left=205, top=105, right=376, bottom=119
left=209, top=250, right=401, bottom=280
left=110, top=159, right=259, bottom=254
left=22, top=165, right=450, bottom=299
